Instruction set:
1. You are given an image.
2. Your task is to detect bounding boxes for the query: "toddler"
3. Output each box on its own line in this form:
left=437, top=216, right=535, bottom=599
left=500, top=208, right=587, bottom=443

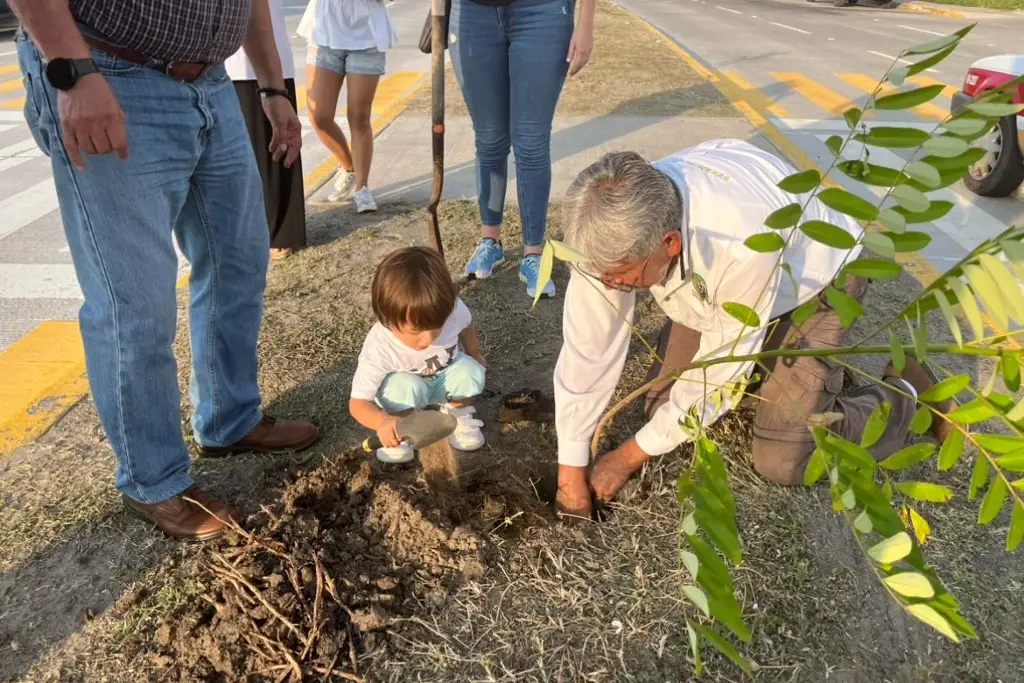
left=350, top=247, right=487, bottom=463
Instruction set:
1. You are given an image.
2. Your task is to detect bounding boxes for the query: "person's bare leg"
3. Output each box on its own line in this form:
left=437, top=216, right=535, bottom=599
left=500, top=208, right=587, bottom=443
left=306, top=64, right=353, bottom=172
left=345, top=73, right=379, bottom=189
left=589, top=437, right=651, bottom=502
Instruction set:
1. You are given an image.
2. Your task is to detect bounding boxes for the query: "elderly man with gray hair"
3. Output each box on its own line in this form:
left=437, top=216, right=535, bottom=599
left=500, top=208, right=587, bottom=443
left=552, top=139, right=954, bottom=517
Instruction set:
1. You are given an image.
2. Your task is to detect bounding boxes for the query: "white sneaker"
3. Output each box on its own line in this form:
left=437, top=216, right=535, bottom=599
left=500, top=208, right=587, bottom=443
left=376, top=441, right=414, bottom=464
left=442, top=404, right=485, bottom=451
left=354, top=187, right=377, bottom=214
left=327, top=170, right=355, bottom=203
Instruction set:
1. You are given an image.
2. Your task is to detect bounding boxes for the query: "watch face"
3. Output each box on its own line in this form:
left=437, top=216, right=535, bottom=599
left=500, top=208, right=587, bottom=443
left=45, top=59, right=78, bottom=91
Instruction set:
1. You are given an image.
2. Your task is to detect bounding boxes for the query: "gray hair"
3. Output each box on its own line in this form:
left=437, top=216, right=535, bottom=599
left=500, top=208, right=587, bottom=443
left=561, top=151, right=682, bottom=272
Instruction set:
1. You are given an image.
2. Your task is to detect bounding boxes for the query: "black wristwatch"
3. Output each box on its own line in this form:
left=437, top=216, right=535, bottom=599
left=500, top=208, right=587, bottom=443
left=258, top=87, right=289, bottom=100
left=45, top=57, right=98, bottom=91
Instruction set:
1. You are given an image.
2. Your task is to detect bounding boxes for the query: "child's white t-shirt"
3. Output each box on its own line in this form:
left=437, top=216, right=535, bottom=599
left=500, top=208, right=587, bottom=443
left=350, top=298, right=472, bottom=401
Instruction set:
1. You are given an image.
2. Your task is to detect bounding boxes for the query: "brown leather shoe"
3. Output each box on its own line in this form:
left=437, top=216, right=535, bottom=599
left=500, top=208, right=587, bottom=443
left=123, top=485, right=234, bottom=540
left=199, top=415, right=320, bottom=457
left=884, top=358, right=956, bottom=443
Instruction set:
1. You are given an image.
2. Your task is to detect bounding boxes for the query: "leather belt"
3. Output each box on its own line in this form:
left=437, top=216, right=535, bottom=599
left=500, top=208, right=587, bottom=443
left=83, top=35, right=209, bottom=82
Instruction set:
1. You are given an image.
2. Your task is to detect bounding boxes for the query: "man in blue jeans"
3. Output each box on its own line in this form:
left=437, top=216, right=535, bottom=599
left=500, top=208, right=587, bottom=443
left=11, top=0, right=319, bottom=540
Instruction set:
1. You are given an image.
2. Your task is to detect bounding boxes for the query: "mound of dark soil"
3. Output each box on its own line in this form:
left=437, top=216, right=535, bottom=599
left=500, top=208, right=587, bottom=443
left=144, top=451, right=542, bottom=682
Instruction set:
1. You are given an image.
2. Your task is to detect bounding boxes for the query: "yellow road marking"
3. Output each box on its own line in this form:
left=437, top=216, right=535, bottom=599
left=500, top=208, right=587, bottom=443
left=636, top=20, right=1017, bottom=350
left=1, top=69, right=427, bottom=456
left=771, top=71, right=863, bottom=118
left=296, top=83, right=307, bottom=112
left=0, top=65, right=20, bottom=76
left=0, top=96, right=25, bottom=110
left=303, top=70, right=426, bottom=197
left=908, top=75, right=958, bottom=100
left=720, top=69, right=789, bottom=118
left=0, top=323, right=89, bottom=454
left=0, top=76, right=23, bottom=94
left=837, top=72, right=948, bottom=121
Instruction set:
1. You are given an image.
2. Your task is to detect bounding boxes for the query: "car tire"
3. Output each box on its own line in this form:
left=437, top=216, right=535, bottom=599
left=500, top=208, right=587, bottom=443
left=833, top=0, right=855, bottom=6
left=963, top=115, right=1024, bottom=198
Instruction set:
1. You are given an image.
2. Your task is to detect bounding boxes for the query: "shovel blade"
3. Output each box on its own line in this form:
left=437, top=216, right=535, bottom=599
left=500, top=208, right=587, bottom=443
left=397, top=410, right=457, bottom=449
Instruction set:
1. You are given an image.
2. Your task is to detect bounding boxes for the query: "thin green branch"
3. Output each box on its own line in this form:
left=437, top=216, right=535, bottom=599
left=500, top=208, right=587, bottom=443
left=590, top=343, right=1002, bottom=458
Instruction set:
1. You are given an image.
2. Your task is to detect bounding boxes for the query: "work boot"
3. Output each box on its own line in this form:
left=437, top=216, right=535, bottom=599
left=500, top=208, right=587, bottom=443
left=123, top=485, right=234, bottom=541
left=884, top=358, right=956, bottom=443
left=199, top=415, right=320, bottom=456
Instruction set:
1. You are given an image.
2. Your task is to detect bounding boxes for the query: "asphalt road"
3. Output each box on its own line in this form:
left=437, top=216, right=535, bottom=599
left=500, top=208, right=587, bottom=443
left=619, top=0, right=1024, bottom=275
left=0, top=0, right=430, bottom=350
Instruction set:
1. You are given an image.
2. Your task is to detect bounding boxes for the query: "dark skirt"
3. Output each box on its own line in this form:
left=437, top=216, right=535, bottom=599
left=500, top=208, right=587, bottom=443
left=234, top=78, right=307, bottom=251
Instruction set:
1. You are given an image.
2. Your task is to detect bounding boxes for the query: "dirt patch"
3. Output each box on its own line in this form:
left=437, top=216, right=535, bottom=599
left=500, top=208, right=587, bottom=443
left=4, top=201, right=1024, bottom=682
left=142, top=455, right=490, bottom=682
left=403, top=0, right=735, bottom=118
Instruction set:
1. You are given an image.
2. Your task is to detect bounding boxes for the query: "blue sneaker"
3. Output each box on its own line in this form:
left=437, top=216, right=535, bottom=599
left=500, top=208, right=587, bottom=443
left=464, top=238, right=505, bottom=280
left=519, top=254, right=556, bottom=299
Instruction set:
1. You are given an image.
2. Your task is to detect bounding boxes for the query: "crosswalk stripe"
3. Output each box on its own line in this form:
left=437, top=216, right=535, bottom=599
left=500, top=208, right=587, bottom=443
left=822, top=134, right=1008, bottom=257
left=0, top=178, right=58, bottom=241
left=770, top=72, right=863, bottom=118
left=0, top=77, right=23, bottom=94
left=0, top=138, right=44, bottom=172
left=720, top=70, right=789, bottom=118
left=837, top=72, right=948, bottom=121
left=0, top=97, right=25, bottom=110
left=908, top=75, right=959, bottom=100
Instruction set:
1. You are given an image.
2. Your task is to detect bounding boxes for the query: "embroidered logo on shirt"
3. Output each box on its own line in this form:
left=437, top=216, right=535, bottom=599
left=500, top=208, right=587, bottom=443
left=691, top=273, right=711, bottom=305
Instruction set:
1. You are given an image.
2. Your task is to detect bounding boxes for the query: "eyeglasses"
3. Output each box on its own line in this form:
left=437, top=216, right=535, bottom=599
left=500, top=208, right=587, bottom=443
left=573, top=252, right=654, bottom=293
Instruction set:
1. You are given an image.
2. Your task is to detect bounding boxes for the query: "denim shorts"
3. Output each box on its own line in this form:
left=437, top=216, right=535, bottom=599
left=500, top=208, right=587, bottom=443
left=306, top=44, right=386, bottom=76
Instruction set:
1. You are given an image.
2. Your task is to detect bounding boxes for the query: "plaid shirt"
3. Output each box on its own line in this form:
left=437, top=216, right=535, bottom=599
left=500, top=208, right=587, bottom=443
left=70, top=0, right=253, bottom=65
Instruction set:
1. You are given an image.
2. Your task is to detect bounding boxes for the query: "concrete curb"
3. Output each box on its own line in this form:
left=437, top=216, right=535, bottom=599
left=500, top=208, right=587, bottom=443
left=896, top=2, right=967, bottom=20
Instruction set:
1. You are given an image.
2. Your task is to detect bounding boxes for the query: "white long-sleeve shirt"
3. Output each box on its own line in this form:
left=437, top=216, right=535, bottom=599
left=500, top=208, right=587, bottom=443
left=553, top=139, right=864, bottom=467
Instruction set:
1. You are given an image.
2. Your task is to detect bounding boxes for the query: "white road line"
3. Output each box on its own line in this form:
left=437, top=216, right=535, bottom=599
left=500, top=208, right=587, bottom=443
left=899, top=25, right=945, bottom=37
left=0, top=263, right=81, bottom=300
left=0, top=178, right=58, bottom=241
left=770, top=21, right=811, bottom=35
left=0, top=124, right=16, bottom=134
left=0, top=138, right=44, bottom=172
left=0, top=111, right=26, bottom=122
left=773, top=118, right=935, bottom=132
left=716, top=5, right=743, bottom=13
left=814, top=134, right=1008, bottom=255
left=867, top=49, right=940, bottom=74
left=0, top=50, right=15, bottom=58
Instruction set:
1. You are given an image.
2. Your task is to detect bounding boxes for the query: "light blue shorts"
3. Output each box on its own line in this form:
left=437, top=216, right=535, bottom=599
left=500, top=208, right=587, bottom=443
left=306, top=44, right=386, bottom=76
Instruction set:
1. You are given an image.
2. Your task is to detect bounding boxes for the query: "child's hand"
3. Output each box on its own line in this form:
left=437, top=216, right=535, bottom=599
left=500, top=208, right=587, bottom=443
left=377, top=416, right=401, bottom=448
left=472, top=352, right=487, bottom=367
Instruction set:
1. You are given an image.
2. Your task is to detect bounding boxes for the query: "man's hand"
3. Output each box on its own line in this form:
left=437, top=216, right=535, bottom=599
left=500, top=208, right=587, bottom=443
left=261, top=95, right=302, bottom=167
left=590, top=437, right=651, bottom=502
left=376, top=415, right=402, bottom=449
left=58, top=73, right=128, bottom=170
left=555, top=464, right=592, bottom=519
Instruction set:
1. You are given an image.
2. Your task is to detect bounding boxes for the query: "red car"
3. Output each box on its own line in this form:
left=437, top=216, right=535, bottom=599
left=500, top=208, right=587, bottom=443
left=952, top=55, right=1024, bottom=197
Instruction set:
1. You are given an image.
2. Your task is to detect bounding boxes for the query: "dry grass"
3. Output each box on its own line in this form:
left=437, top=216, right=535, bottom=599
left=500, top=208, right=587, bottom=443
left=2, top=200, right=1022, bottom=683
left=403, top=0, right=734, bottom=118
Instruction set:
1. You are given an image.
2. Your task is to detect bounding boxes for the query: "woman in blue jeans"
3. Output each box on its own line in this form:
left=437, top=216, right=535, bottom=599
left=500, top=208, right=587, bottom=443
left=452, top=0, right=595, bottom=299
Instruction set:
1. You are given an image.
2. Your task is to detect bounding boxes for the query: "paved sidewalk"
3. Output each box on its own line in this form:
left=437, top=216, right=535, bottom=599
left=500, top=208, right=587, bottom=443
left=310, top=113, right=761, bottom=207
